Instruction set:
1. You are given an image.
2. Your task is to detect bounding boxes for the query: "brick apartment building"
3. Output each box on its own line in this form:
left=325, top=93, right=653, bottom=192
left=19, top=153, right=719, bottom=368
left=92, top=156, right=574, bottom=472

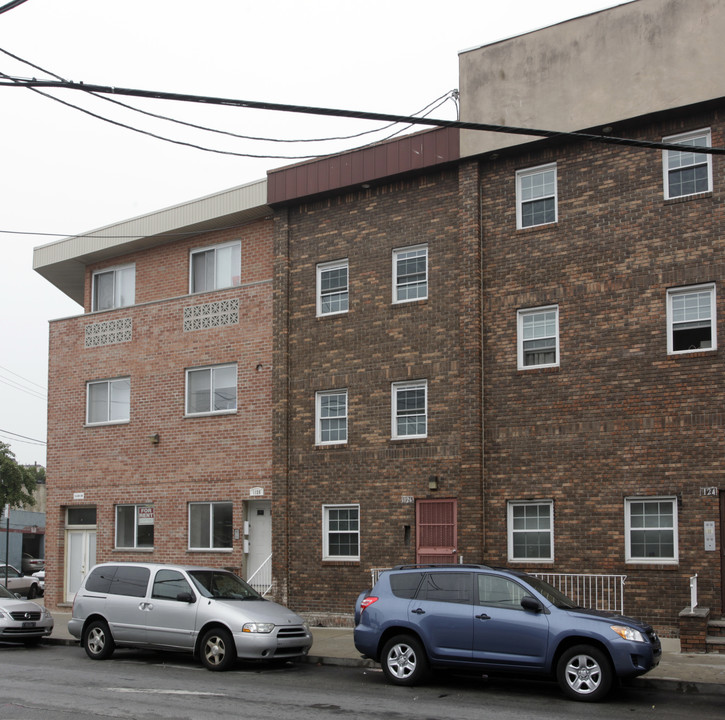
left=33, top=0, right=724, bottom=640
left=35, top=181, right=276, bottom=608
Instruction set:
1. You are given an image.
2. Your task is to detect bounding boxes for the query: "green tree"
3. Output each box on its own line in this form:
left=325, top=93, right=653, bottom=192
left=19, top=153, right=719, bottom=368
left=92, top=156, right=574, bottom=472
left=0, top=442, right=36, bottom=511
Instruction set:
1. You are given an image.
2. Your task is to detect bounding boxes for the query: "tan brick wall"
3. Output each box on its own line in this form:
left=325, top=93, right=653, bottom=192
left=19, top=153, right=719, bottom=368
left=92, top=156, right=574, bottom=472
left=44, top=220, right=273, bottom=610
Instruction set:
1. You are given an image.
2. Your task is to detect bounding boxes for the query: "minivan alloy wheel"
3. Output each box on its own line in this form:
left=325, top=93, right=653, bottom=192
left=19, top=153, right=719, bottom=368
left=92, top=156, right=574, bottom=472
left=200, top=627, right=236, bottom=671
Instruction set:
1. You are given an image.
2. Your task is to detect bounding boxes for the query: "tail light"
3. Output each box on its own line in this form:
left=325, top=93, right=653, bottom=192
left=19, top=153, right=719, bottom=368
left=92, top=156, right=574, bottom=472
left=360, top=596, right=378, bottom=612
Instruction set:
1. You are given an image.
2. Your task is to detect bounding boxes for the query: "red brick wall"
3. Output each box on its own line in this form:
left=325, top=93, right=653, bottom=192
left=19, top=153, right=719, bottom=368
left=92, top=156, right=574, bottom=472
left=44, top=220, right=273, bottom=610
left=273, top=168, right=484, bottom=617
left=480, top=108, right=725, bottom=635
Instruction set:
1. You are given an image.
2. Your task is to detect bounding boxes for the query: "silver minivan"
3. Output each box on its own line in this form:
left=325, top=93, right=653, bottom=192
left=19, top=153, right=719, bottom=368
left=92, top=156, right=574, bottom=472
left=68, top=562, right=312, bottom=670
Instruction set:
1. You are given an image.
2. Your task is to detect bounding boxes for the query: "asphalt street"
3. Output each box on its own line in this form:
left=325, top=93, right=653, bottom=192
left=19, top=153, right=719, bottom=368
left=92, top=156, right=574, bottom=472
left=1, top=642, right=724, bottom=720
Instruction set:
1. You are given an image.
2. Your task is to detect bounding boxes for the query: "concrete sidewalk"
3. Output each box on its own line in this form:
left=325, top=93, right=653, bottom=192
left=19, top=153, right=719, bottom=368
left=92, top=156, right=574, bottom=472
left=45, top=610, right=725, bottom=694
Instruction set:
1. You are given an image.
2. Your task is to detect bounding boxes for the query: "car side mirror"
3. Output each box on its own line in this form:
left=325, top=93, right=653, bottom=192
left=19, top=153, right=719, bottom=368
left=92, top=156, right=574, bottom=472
left=521, top=596, right=543, bottom=612
left=177, top=592, right=196, bottom=603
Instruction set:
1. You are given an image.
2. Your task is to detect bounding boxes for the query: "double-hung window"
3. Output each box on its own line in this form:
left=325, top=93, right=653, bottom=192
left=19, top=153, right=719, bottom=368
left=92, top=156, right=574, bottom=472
left=323, top=504, right=359, bottom=560
left=518, top=306, right=559, bottom=369
left=392, top=380, right=427, bottom=439
left=663, top=129, right=712, bottom=199
left=115, top=504, right=154, bottom=549
left=317, top=260, right=349, bottom=316
left=189, top=501, right=233, bottom=550
left=625, top=497, right=678, bottom=563
left=86, top=377, right=130, bottom=425
left=667, top=284, right=716, bottom=354
left=516, top=163, right=557, bottom=229
left=393, top=245, right=428, bottom=303
left=92, top=264, right=135, bottom=311
left=186, top=364, right=237, bottom=415
left=190, top=240, right=241, bottom=293
left=507, top=500, right=554, bottom=562
left=316, top=389, right=348, bottom=445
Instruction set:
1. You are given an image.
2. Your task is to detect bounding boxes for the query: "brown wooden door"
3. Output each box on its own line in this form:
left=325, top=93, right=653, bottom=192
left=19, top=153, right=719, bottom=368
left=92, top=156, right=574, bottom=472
left=416, top=498, right=457, bottom=564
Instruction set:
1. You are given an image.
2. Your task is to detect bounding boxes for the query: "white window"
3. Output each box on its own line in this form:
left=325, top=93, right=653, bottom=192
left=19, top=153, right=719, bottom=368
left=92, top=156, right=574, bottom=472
left=86, top=377, right=130, bottom=425
left=663, top=129, right=712, bottom=200
left=507, top=501, right=554, bottom=563
left=625, top=497, right=678, bottom=563
left=185, top=364, right=237, bottom=416
left=323, top=504, right=359, bottom=560
left=516, top=163, right=557, bottom=229
left=115, top=504, right=154, bottom=549
left=189, top=501, right=233, bottom=550
left=393, top=245, right=428, bottom=303
left=190, top=240, right=241, bottom=293
left=317, top=260, right=349, bottom=316
left=518, top=306, right=559, bottom=369
left=667, top=284, right=716, bottom=354
left=392, top=380, right=427, bottom=439
left=92, top=264, right=135, bottom=311
left=316, top=389, right=348, bottom=445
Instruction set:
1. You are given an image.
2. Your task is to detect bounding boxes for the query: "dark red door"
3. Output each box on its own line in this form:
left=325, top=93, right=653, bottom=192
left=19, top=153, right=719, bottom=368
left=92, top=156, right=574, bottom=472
left=416, top=499, right=457, bottom=564
left=720, top=490, right=725, bottom=615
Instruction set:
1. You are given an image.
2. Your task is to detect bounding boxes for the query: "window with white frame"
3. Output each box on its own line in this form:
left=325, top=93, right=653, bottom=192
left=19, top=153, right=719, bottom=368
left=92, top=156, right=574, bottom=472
left=86, top=377, right=130, bottom=425
left=393, top=245, right=428, bottom=303
left=625, top=497, right=678, bottom=563
left=667, top=284, right=716, bottom=354
left=190, top=240, right=241, bottom=293
left=516, top=163, right=557, bottom=229
left=507, top=501, right=554, bottom=562
left=92, top=264, right=135, bottom=311
left=518, top=306, right=559, bottom=369
left=323, top=504, right=359, bottom=560
left=189, top=501, right=233, bottom=550
left=115, top=504, right=154, bottom=549
left=663, top=129, right=712, bottom=200
left=392, top=380, right=427, bottom=439
left=317, top=260, right=349, bottom=316
left=185, top=364, right=237, bottom=415
left=316, top=389, right=348, bottom=445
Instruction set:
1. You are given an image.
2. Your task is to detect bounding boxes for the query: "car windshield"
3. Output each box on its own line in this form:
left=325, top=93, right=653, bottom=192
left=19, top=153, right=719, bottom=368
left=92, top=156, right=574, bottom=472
left=188, top=570, right=262, bottom=600
left=522, top=575, right=580, bottom=609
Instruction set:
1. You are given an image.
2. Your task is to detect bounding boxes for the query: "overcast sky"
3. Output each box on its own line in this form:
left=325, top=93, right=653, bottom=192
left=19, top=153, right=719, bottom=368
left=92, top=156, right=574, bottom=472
left=0, top=0, right=627, bottom=465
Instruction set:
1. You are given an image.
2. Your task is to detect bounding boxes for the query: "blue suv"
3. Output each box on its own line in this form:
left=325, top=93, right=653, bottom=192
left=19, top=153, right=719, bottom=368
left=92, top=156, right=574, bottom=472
left=354, top=565, right=661, bottom=702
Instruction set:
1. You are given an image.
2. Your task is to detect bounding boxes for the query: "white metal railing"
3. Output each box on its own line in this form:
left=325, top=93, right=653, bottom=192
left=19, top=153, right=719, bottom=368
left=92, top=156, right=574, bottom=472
left=370, top=568, right=627, bottom=614
left=247, top=553, right=273, bottom=596
left=533, top=573, right=627, bottom=614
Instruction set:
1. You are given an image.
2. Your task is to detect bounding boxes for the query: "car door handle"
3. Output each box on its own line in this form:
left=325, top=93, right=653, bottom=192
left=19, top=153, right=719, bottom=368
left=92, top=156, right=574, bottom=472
left=411, top=608, right=426, bottom=615
left=475, top=613, right=491, bottom=620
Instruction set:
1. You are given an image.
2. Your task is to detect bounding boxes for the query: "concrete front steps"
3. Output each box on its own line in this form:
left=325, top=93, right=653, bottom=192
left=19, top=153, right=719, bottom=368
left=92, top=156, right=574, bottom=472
left=706, top=618, right=725, bottom=654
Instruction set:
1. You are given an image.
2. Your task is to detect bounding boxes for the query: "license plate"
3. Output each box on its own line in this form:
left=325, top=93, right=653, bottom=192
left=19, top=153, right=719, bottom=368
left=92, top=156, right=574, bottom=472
left=22, top=622, right=36, bottom=628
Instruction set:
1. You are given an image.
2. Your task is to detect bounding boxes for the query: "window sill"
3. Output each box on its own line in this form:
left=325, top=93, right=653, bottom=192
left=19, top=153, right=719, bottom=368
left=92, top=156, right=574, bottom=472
left=184, top=410, right=237, bottom=419
left=392, top=297, right=429, bottom=308
left=516, top=222, right=558, bottom=233
left=663, top=191, right=712, bottom=205
left=667, top=349, right=717, bottom=360
left=187, top=548, right=234, bottom=553
left=625, top=561, right=679, bottom=570
left=85, top=420, right=130, bottom=428
left=321, top=559, right=360, bottom=566
left=390, top=436, right=428, bottom=443
left=314, top=443, right=348, bottom=450
left=518, top=365, right=560, bottom=374
left=113, top=547, right=154, bottom=553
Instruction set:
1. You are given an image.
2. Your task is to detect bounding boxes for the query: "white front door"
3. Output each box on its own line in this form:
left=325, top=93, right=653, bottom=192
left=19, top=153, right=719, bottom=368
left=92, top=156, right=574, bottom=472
left=65, top=529, right=97, bottom=603
left=246, top=501, right=271, bottom=591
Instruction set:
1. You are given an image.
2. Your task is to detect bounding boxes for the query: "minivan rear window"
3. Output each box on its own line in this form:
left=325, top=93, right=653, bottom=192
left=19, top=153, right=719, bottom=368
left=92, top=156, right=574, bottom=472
left=110, top=566, right=150, bottom=597
left=85, top=566, right=117, bottom=593
left=390, top=572, right=423, bottom=599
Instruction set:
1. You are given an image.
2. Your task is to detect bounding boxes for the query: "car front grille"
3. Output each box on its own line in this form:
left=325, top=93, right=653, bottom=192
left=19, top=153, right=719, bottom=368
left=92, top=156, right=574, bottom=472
left=276, top=625, right=308, bottom=639
left=10, top=611, right=41, bottom=621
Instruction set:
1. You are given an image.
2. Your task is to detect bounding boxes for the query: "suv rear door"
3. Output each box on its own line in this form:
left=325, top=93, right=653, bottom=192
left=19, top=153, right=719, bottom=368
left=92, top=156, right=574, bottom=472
left=472, top=573, right=549, bottom=669
left=409, top=571, right=474, bottom=661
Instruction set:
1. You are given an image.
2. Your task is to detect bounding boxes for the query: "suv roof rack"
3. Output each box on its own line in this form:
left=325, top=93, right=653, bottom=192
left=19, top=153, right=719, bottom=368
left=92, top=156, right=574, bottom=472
left=391, top=563, right=493, bottom=571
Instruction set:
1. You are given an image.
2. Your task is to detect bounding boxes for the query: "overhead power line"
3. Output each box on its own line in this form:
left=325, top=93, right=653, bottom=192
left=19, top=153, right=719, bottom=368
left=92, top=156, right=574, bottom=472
left=0, top=428, right=46, bottom=446
left=0, top=47, right=457, bottom=147
left=2, top=78, right=724, bottom=156
left=0, top=0, right=29, bottom=15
